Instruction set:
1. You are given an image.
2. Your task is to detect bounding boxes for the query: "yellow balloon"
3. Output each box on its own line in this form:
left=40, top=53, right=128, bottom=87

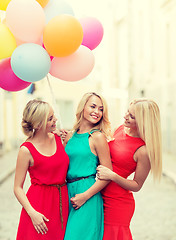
left=0, top=0, right=11, bottom=11
left=35, top=0, right=49, bottom=8
left=0, top=23, right=16, bottom=60
left=43, top=15, right=83, bottom=57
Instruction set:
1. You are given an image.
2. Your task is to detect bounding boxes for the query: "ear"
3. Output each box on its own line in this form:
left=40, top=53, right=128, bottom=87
left=36, top=122, right=43, bottom=130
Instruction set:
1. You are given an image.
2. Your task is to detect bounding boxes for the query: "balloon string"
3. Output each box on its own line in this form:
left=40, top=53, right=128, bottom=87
left=46, top=74, right=63, bottom=129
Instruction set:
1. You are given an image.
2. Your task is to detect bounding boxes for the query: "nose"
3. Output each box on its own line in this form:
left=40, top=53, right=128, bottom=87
left=124, top=112, right=129, bottom=119
left=94, top=108, right=99, bottom=114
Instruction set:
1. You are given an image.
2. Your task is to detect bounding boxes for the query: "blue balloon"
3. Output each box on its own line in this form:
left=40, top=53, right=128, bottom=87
left=44, top=0, right=74, bottom=24
left=11, top=43, right=51, bottom=82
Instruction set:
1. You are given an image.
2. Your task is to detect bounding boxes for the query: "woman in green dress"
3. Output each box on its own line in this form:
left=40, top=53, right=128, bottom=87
left=63, top=92, right=112, bottom=240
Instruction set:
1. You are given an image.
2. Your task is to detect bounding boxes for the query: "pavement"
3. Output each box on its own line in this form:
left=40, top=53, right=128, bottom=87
left=0, top=147, right=176, bottom=185
left=162, top=152, right=176, bottom=184
left=0, top=148, right=18, bottom=185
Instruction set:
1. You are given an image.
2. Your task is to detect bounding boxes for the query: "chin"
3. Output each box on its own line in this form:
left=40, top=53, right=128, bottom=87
left=93, top=120, right=100, bottom=125
left=123, top=122, right=128, bottom=127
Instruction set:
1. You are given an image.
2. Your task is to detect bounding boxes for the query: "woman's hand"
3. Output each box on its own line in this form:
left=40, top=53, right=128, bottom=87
left=70, top=193, right=88, bottom=210
left=60, top=129, right=68, bottom=141
left=29, top=209, right=49, bottom=234
left=96, top=165, right=114, bottom=181
left=53, top=129, right=68, bottom=138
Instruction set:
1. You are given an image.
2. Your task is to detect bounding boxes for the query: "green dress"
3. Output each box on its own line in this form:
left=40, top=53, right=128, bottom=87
left=64, top=131, right=104, bottom=240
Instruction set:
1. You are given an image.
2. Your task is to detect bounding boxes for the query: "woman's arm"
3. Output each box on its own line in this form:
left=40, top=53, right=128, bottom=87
left=71, top=132, right=112, bottom=209
left=97, top=145, right=151, bottom=192
left=14, top=147, right=49, bottom=234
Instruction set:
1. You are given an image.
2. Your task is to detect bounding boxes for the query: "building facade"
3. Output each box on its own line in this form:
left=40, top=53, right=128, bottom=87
left=1, top=0, right=176, bottom=156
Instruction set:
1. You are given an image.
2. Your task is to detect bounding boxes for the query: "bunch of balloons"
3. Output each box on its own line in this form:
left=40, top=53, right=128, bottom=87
left=0, top=0, right=104, bottom=91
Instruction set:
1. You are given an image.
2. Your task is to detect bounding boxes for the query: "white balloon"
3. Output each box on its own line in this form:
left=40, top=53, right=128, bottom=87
left=44, top=0, right=74, bottom=23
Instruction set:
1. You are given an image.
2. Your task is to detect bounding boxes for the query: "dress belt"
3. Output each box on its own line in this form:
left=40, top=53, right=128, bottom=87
left=67, top=174, right=95, bottom=183
left=49, top=182, right=66, bottom=230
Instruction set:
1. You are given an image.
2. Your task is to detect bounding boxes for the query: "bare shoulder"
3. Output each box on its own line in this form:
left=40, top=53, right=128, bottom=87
left=19, top=145, right=31, bottom=155
left=135, top=145, right=149, bottom=163
left=136, top=145, right=148, bottom=156
left=91, top=131, right=107, bottom=147
left=17, top=146, right=31, bottom=159
left=17, top=145, right=33, bottom=166
left=91, top=131, right=106, bottom=141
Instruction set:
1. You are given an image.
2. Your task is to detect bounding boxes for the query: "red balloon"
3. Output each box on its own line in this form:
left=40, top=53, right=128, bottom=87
left=0, top=58, right=31, bottom=91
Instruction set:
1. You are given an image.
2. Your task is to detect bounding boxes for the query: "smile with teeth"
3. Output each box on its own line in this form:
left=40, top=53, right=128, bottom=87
left=91, top=114, right=99, bottom=119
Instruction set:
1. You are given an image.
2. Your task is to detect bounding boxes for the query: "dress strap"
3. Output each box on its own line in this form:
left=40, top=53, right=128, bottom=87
left=89, top=129, right=101, bottom=136
left=20, top=142, right=37, bottom=154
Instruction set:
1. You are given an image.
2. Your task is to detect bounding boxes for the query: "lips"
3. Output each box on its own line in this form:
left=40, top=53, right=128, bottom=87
left=91, top=114, right=99, bottom=120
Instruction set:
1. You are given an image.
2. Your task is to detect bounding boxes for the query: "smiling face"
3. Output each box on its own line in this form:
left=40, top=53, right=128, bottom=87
left=83, top=95, right=103, bottom=126
left=123, top=103, right=137, bottom=131
left=45, top=107, right=57, bottom=133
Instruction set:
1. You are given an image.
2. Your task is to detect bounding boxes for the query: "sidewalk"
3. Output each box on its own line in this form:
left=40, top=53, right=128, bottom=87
left=0, top=148, right=176, bottom=185
left=0, top=148, right=18, bottom=185
left=162, top=152, right=176, bottom=184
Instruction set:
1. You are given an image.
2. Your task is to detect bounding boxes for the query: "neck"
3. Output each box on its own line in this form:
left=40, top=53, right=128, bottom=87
left=78, top=122, right=96, bottom=134
left=32, top=130, right=50, bottom=141
left=124, top=127, right=139, bottom=138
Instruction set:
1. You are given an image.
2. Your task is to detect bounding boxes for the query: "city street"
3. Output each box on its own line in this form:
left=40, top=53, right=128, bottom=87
left=0, top=172, right=176, bottom=240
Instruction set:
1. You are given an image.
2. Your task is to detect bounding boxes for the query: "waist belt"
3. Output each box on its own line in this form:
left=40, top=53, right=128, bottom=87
left=49, top=182, right=66, bottom=229
left=67, top=174, right=95, bottom=183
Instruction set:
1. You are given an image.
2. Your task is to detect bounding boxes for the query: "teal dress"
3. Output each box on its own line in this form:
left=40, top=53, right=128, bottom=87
left=64, top=131, right=104, bottom=240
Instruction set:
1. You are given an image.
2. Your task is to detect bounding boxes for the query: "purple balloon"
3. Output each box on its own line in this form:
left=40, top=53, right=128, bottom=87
left=0, top=58, right=31, bottom=92
left=80, top=17, right=104, bottom=50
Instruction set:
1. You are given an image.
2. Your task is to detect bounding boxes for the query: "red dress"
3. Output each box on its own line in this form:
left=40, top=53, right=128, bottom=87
left=16, top=134, right=69, bottom=240
left=101, top=125, right=145, bottom=240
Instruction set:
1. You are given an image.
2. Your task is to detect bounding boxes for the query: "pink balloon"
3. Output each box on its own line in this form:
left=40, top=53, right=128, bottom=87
left=16, top=36, right=43, bottom=46
left=50, top=45, right=95, bottom=81
left=80, top=17, right=104, bottom=50
left=6, top=0, right=45, bottom=43
left=0, top=58, right=31, bottom=91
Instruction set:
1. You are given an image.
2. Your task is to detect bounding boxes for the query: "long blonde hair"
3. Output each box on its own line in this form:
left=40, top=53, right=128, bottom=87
left=131, top=98, right=162, bottom=180
left=21, top=99, right=50, bottom=138
left=73, top=92, right=112, bottom=141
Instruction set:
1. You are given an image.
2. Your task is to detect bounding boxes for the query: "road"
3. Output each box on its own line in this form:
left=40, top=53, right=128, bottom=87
left=0, top=173, right=176, bottom=240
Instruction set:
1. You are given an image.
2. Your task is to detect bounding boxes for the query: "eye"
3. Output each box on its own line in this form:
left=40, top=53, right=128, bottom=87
left=91, top=105, right=95, bottom=108
left=130, top=114, right=135, bottom=119
left=48, top=116, right=53, bottom=121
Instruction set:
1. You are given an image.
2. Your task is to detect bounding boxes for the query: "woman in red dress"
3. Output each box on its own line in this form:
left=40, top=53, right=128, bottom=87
left=97, top=98, right=162, bottom=240
left=14, top=99, right=69, bottom=240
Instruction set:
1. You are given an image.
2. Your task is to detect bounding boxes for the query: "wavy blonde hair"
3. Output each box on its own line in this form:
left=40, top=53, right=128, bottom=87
left=72, top=92, right=112, bottom=141
left=131, top=98, right=162, bottom=180
left=21, top=99, right=50, bottom=138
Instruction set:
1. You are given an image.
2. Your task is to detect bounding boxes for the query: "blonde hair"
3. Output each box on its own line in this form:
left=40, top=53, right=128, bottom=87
left=131, top=98, right=162, bottom=180
left=21, top=99, right=50, bottom=138
left=73, top=92, right=112, bottom=141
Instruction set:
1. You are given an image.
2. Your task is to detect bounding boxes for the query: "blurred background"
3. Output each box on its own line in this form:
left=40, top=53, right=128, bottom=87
left=0, top=0, right=176, bottom=239
left=0, top=0, right=175, bottom=154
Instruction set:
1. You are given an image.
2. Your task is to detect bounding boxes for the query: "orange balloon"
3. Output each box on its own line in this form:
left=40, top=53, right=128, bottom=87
left=43, top=15, right=83, bottom=57
left=0, top=0, right=11, bottom=11
left=35, top=0, right=49, bottom=8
